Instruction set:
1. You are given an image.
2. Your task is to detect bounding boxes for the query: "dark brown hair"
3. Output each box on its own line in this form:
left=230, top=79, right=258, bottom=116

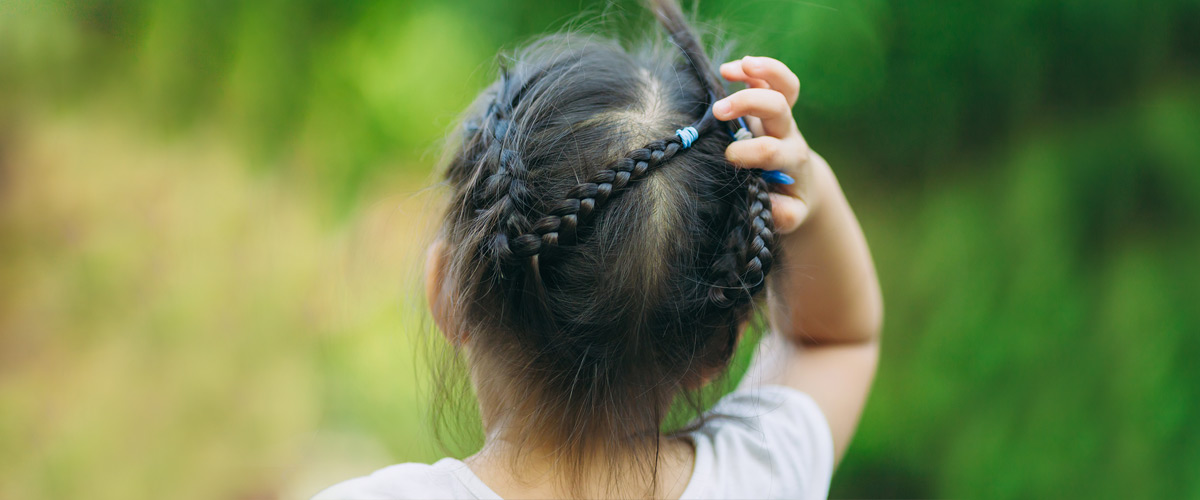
left=432, top=0, right=775, bottom=494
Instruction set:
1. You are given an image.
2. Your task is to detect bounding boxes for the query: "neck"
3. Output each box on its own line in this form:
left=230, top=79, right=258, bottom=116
left=465, top=356, right=694, bottom=498
left=464, top=432, right=694, bottom=500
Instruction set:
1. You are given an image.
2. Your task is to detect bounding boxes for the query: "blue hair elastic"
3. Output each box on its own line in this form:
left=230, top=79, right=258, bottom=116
left=675, top=126, right=699, bottom=148
left=761, top=170, right=795, bottom=185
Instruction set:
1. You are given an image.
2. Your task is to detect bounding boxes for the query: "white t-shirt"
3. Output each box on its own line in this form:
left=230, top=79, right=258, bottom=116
left=312, top=385, right=834, bottom=500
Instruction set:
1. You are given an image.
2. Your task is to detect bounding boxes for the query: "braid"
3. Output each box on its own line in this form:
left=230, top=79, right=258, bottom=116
left=708, top=175, right=775, bottom=308
left=469, top=1, right=778, bottom=303
left=470, top=72, right=535, bottom=269
left=508, top=137, right=685, bottom=259
left=476, top=146, right=533, bottom=265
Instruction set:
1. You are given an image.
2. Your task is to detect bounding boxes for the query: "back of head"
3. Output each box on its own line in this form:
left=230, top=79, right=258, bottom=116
left=435, top=0, right=776, bottom=491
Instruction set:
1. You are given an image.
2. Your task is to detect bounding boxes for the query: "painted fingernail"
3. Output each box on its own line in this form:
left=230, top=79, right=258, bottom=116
left=713, top=100, right=731, bottom=116
left=762, top=170, right=795, bottom=185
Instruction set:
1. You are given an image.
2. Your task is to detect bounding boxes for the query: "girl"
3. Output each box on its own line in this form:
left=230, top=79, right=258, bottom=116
left=316, top=1, right=881, bottom=498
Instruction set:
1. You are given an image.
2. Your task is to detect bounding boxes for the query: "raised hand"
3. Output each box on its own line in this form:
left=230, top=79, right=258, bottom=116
left=715, top=56, right=818, bottom=234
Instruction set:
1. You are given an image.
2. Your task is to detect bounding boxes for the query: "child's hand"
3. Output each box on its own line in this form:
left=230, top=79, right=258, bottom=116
left=714, top=56, right=825, bottom=235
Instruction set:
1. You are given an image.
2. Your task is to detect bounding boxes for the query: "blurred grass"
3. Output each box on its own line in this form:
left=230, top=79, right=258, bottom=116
left=1, top=0, right=1199, bottom=499
left=0, top=111, right=442, bottom=499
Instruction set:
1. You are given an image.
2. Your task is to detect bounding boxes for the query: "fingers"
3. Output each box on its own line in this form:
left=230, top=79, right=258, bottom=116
left=713, top=88, right=795, bottom=139
left=718, top=55, right=811, bottom=236
left=720, top=56, right=800, bottom=107
left=769, top=193, right=810, bottom=234
left=744, top=115, right=766, bottom=138
left=726, top=136, right=792, bottom=170
left=719, top=61, right=769, bottom=90
left=741, top=57, right=801, bottom=107
left=726, top=135, right=812, bottom=193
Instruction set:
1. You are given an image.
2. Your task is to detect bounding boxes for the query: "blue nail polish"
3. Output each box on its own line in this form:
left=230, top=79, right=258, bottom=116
left=762, top=170, right=795, bottom=185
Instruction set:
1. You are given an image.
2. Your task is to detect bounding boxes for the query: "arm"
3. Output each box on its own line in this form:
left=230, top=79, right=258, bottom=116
left=714, top=56, right=884, bottom=464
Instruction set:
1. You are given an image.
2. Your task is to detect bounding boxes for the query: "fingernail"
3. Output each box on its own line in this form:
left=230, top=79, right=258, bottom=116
left=743, top=56, right=760, bottom=69
left=713, top=100, right=731, bottom=116
left=762, top=170, right=795, bottom=185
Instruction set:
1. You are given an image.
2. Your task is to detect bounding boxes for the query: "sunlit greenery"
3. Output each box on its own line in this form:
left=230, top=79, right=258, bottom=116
left=2, top=1, right=1198, bottom=498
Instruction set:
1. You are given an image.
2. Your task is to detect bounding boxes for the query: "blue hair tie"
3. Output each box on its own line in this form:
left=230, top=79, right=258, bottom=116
left=761, top=170, right=795, bottom=185
left=675, top=126, right=699, bottom=148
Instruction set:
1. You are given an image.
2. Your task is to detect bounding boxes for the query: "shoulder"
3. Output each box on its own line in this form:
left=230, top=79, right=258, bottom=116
left=311, top=460, right=464, bottom=500
left=685, top=385, right=835, bottom=500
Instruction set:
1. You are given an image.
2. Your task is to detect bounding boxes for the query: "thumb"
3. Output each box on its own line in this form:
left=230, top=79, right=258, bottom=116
left=769, top=193, right=810, bottom=234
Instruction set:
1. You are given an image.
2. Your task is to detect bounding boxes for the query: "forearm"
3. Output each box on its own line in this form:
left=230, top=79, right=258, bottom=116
left=768, top=153, right=882, bottom=346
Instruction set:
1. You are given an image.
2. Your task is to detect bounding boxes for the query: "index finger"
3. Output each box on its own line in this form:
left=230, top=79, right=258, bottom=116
left=712, top=88, right=796, bottom=139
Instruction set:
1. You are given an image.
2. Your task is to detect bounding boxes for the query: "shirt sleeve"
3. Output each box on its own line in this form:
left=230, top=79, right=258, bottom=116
left=686, top=385, right=835, bottom=500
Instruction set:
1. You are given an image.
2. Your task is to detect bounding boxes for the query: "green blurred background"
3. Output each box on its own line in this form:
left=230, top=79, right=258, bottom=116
left=2, top=0, right=1198, bottom=498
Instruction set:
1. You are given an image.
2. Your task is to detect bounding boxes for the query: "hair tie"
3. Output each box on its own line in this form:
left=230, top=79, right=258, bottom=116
left=761, top=170, right=795, bottom=185
left=731, top=117, right=752, bottom=141
left=675, top=126, right=699, bottom=148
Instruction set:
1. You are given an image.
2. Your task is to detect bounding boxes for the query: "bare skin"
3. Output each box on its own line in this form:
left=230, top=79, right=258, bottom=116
left=426, top=56, right=882, bottom=498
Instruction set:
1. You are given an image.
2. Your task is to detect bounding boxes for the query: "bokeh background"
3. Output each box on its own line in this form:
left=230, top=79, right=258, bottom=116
left=2, top=0, right=1199, bottom=498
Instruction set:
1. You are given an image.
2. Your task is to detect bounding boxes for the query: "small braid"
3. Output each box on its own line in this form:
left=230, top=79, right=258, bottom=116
left=470, top=72, right=536, bottom=268
left=476, top=145, right=533, bottom=265
left=707, top=175, right=775, bottom=308
left=507, top=137, right=685, bottom=258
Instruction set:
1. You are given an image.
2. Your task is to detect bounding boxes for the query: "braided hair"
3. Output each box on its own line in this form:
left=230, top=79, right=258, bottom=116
left=435, top=0, right=777, bottom=495
left=460, top=10, right=775, bottom=308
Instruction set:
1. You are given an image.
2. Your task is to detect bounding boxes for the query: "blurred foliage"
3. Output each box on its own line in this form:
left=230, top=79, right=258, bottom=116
left=1, top=0, right=1199, bottom=499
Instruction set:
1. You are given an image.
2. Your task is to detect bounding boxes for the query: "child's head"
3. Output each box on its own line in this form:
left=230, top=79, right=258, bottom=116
left=426, top=0, right=776, bottom=484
